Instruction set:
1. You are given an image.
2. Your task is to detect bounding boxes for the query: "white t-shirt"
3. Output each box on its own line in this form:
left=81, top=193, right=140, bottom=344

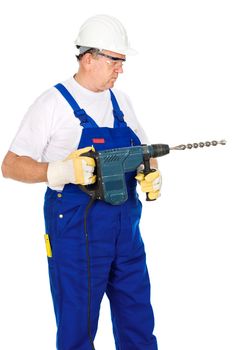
left=10, top=76, right=149, bottom=162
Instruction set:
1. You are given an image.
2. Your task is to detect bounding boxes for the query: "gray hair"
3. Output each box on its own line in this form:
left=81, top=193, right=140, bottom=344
left=76, top=46, right=101, bottom=61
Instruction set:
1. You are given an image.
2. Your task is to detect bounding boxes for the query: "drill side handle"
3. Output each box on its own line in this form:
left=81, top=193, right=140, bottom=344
left=142, top=143, right=169, bottom=201
left=143, top=153, right=157, bottom=201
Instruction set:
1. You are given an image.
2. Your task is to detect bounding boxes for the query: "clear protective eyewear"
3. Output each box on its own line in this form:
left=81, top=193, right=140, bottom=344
left=97, top=52, right=126, bottom=68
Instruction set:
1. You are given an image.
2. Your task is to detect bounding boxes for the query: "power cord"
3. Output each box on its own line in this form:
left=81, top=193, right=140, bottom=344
left=84, top=195, right=97, bottom=350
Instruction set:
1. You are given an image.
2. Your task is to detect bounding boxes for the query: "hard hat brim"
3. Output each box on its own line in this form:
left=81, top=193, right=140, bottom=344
left=74, top=42, right=138, bottom=56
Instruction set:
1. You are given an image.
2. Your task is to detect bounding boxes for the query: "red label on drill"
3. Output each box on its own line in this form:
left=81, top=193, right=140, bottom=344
left=92, top=138, right=105, bottom=144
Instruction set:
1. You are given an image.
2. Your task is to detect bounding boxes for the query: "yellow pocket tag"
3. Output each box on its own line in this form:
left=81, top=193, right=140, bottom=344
left=44, top=234, right=52, bottom=258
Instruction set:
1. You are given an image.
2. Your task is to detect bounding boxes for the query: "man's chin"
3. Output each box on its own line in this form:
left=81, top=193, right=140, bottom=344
left=102, top=80, right=116, bottom=90
left=109, top=80, right=116, bottom=88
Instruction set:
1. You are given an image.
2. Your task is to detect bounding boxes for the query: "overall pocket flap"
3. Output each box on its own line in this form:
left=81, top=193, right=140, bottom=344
left=44, top=234, right=52, bottom=258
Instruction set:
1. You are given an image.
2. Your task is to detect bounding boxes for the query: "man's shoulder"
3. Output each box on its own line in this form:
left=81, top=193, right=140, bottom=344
left=33, top=86, right=57, bottom=107
left=31, top=77, right=73, bottom=109
left=111, top=88, right=132, bottom=105
left=111, top=87, right=127, bottom=98
left=111, top=88, right=134, bottom=112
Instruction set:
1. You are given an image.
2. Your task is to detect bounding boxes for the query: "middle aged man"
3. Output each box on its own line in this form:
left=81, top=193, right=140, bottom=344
left=2, top=14, right=161, bottom=350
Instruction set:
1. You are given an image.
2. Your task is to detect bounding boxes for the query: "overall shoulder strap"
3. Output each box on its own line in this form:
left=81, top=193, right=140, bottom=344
left=109, top=89, right=128, bottom=128
left=54, top=83, right=98, bottom=128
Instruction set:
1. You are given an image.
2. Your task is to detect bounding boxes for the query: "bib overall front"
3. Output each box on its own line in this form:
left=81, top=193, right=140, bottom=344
left=44, top=84, right=158, bottom=350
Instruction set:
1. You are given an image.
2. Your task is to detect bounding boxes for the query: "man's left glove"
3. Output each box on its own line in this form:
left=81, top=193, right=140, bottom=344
left=135, top=169, right=162, bottom=200
left=47, top=146, right=96, bottom=188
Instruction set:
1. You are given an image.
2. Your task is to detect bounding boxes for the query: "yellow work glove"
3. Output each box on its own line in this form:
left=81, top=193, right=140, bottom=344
left=135, top=168, right=162, bottom=200
left=47, top=146, right=96, bottom=188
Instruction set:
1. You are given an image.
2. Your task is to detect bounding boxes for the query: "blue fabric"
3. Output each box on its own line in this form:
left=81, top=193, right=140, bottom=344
left=109, top=89, right=127, bottom=128
left=44, top=85, right=158, bottom=350
left=55, top=83, right=98, bottom=128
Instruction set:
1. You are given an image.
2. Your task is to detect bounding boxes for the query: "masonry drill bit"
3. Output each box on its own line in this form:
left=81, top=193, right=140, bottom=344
left=170, top=139, right=227, bottom=151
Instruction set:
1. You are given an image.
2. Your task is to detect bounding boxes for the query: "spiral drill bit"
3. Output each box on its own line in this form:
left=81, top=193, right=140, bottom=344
left=170, top=139, right=227, bottom=151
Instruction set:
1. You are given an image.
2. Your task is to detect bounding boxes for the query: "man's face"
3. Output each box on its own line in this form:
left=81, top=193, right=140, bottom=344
left=90, top=50, right=126, bottom=91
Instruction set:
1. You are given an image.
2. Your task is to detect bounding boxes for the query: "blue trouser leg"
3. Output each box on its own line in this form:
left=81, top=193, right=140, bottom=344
left=106, top=249, right=157, bottom=350
left=48, top=236, right=109, bottom=350
left=106, top=198, right=158, bottom=350
left=45, top=194, right=118, bottom=349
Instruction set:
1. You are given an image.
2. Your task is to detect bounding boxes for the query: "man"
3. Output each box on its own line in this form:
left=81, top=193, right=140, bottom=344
left=2, top=14, right=161, bottom=350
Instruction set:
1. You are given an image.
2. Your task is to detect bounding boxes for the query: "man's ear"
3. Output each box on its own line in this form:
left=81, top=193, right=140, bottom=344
left=81, top=53, right=94, bottom=68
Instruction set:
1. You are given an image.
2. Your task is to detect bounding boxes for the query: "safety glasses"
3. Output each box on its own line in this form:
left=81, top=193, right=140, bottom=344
left=97, top=52, right=126, bottom=68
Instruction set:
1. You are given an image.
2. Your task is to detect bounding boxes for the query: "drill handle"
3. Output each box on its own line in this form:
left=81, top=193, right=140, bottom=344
left=143, top=154, right=157, bottom=201
left=78, top=149, right=101, bottom=200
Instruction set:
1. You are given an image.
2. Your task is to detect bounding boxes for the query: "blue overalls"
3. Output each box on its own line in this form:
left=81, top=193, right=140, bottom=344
left=44, top=84, right=158, bottom=350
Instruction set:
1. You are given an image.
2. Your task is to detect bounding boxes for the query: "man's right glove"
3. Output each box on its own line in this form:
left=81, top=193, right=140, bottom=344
left=135, top=169, right=162, bottom=200
left=47, top=146, right=96, bottom=188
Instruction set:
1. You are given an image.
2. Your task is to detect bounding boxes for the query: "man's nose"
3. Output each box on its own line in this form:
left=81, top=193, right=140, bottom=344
left=115, top=65, right=124, bottom=74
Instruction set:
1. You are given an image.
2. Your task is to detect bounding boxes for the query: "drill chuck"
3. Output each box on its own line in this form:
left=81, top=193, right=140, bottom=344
left=150, top=144, right=170, bottom=157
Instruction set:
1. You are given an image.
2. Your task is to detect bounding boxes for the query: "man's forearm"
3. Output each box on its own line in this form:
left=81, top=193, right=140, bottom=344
left=150, top=157, right=158, bottom=169
left=1, top=151, right=48, bottom=183
left=2, top=151, right=158, bottom=185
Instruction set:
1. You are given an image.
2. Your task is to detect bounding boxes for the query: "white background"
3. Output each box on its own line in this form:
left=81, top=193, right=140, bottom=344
left=0, top=1, right=232, bottom=349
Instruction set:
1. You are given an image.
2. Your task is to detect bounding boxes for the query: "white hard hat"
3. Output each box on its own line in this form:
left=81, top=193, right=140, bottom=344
left=74, top=14, right=137, bottom=55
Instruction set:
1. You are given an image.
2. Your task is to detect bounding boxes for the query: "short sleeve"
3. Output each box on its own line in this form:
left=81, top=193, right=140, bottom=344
left=9, top=90, right=56, bottom=161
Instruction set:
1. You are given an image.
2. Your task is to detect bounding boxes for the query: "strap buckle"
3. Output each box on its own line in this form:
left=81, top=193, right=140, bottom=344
left=74, top=109, right=88, bottom=124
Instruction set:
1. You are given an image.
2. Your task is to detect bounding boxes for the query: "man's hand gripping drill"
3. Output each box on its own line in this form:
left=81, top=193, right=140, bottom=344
left=47, top=146, right=96, bottom=188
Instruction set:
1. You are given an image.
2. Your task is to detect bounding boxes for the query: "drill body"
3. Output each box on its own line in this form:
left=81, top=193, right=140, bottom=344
left=82, top=144, right=170, bottom=205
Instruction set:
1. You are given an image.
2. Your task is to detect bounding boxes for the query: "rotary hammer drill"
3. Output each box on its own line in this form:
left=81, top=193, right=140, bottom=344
left=80, top=140, right=226, bottom=205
